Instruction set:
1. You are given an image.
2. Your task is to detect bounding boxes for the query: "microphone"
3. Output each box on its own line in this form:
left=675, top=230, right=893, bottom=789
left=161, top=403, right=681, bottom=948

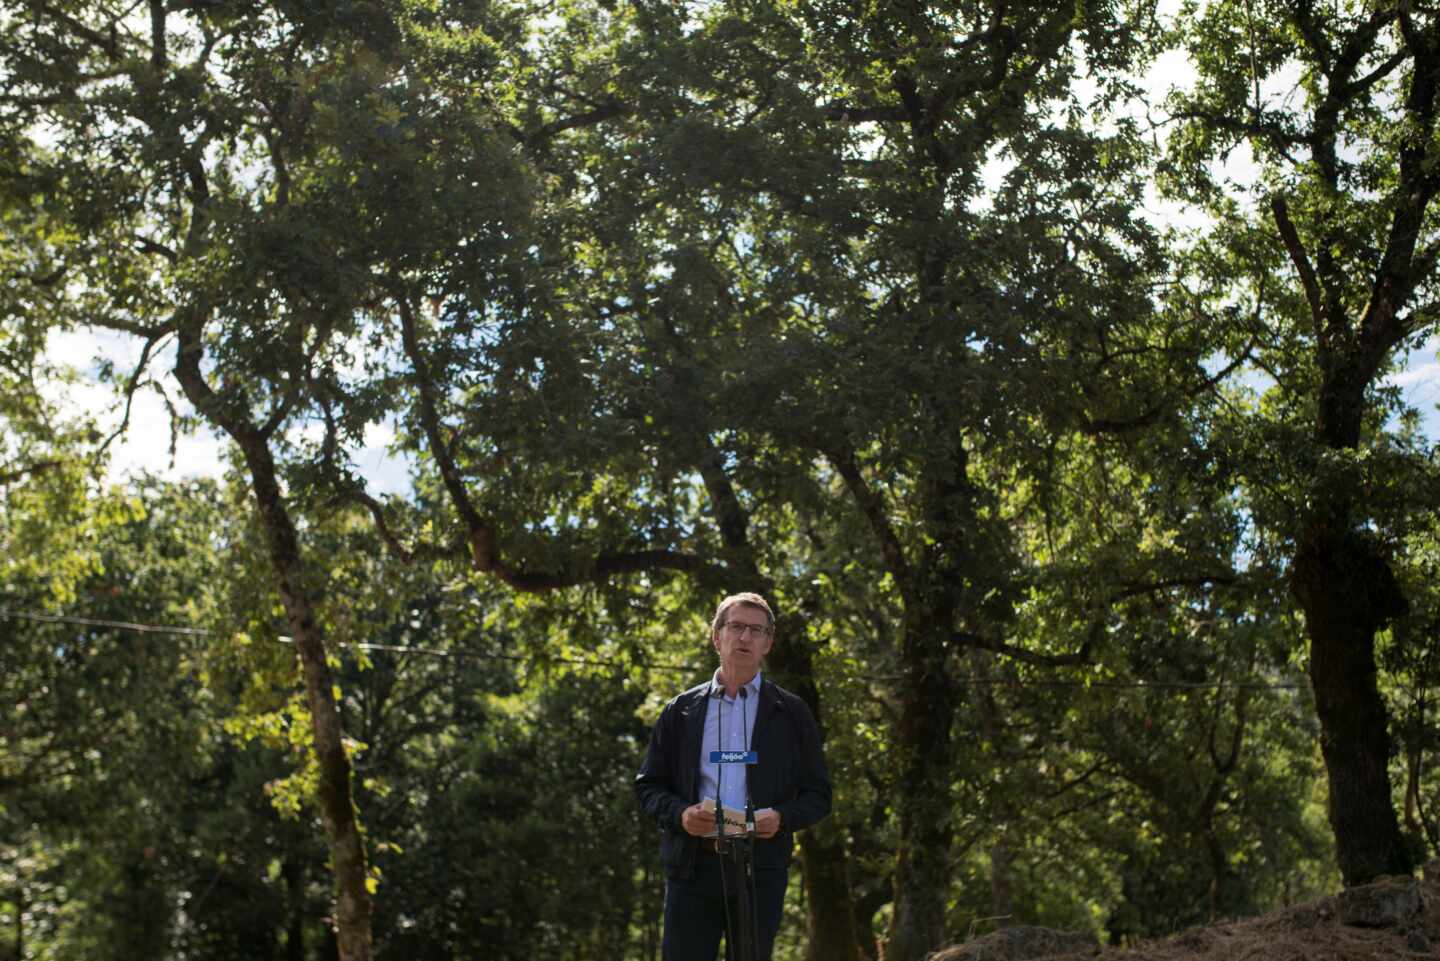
left=715, top=681, right=726, bottom=841
left=740, top=687, right=755, bottom=836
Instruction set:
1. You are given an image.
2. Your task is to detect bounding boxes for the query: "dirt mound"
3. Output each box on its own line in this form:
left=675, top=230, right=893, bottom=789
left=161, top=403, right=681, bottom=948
left=929, top=925, right=1098, bottom=961
left=929, top=870, right=1440, bottom=961
left=1109, top=873, right=1436, bottom=961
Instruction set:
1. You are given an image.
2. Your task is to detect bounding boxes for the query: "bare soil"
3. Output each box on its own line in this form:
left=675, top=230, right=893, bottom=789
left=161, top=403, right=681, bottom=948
left=930, top=871, right=1440, bottom=961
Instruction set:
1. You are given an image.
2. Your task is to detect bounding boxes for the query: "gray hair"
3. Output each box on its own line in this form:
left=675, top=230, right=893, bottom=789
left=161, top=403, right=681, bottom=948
left=710, top=592, right=775, bottom=637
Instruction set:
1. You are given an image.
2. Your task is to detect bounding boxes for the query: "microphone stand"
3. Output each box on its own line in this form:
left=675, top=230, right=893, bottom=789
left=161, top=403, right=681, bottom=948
left=729, top=686, right=760, bottom=961
left=713, top=684, right=741, bottom=960
left=711, top=682, right=762, bottom=961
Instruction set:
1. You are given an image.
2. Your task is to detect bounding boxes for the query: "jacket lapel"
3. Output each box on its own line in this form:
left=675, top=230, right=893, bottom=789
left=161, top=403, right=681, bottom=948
left=680, top=685, right=711, bottom=803
left=748, top=678, right=783, bottom=802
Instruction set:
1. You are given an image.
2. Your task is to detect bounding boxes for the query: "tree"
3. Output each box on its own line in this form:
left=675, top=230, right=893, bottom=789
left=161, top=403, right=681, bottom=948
left=11, top=0, right=1422, bottom=954
left=1165, top=0, right=1440, bottom=884
left=0, top=477, right=272, bottom=960
left=544, top=1, right=1233, bottom=955
left=0, top=3, right=446, bottom=952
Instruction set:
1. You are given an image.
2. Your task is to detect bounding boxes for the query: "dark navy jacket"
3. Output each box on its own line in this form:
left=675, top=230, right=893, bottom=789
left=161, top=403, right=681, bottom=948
left=634, top=676, right=832, bottom=878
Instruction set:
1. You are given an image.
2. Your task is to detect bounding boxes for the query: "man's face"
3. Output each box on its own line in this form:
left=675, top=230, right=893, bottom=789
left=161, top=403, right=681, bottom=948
left=712, top=603, right=774, bottom=678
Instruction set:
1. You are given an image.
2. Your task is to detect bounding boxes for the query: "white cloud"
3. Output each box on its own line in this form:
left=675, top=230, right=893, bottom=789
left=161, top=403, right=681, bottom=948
left=38, top=327, right=230, bottom=484
left=1387, top=360, right=1440, bottom=389
left=1385, top=336, right=1440, bottom=439
left=352, top=419, right=414, bottom=498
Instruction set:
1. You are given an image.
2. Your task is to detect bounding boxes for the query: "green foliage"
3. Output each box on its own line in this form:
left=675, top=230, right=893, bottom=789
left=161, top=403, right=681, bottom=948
left=7, top=0, right=1440, bottom=957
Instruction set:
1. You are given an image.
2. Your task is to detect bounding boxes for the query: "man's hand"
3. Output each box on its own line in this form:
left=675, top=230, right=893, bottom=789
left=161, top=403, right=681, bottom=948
left=682, top=803, right=717, bottom=837
left=754, top=808, right=781, bottom=839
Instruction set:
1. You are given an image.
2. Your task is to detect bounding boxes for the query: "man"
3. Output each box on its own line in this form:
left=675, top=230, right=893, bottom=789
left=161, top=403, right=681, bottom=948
left=635, top=592, right=832, bottom=961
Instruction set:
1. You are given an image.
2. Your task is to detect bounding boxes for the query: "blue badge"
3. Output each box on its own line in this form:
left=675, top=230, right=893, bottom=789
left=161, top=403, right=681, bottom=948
left=710, top=750, right=758, bottom=764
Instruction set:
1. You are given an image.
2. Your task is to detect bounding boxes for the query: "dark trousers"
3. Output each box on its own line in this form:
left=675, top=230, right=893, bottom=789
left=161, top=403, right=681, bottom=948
left=662, top=847, right=788, bottom=961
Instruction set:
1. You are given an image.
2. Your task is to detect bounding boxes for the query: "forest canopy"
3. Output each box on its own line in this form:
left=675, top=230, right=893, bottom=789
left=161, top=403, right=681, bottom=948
left=3, top=1, right=1440, bottom=960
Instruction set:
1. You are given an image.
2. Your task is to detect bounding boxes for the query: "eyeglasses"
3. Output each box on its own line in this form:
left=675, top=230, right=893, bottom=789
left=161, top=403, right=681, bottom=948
left=723, top=620, right=771, bottom=639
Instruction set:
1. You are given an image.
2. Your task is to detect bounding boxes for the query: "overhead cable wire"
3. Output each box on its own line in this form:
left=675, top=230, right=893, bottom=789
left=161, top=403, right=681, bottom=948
left=0, top=606, right=698, bottom=673
left=270, top=636, right=700, bottom=673
left=954, top=678, right=1306, bottom=690
left=0, top=607, right=213, bottom=636
left=1, top=606, right=1314, bottom=691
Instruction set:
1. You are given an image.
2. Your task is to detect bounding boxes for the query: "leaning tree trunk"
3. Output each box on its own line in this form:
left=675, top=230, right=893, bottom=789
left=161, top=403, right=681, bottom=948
left=175, top=329, right=374, bottom=961
left=236, top=431, right=375, bottom=961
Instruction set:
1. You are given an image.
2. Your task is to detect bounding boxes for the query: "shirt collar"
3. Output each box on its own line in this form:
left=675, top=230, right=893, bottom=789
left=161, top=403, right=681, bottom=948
left=711, top=668, right=762, bottom=699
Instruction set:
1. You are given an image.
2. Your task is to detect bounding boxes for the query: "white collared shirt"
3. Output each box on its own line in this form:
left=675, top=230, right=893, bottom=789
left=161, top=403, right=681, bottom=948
left=697, top=669, right=761, bottom=816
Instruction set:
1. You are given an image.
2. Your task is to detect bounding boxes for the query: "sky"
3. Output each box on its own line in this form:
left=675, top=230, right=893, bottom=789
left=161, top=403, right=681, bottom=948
left=46, top=327, right=414, bottom=496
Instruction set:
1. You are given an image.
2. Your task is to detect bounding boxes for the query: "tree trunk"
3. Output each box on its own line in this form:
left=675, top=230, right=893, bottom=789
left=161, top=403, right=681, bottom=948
left=989, top=839, right=1015, bottom=923
left=1200, top=682, right=1247, bottom=921
left=173, top=328, right=373, bottom=961
left=885, top=620, right=957, bottom=961
left=969, top=649, right=1013, bottom=922
left=830, top=444, right=968, bottom=961
left=1288, top=348, right=1414, bottom=885
left=765, top=615, right=867, bottom=961
left=798, top=822, right=866, bottom=961
left=1292, top=521, right=1412, bottom=885
left=241, top=433, right=375, bottom=961
left=285, top=857, right=306, bottom=961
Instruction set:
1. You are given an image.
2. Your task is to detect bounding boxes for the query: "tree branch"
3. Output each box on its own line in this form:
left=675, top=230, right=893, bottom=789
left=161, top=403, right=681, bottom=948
left=0, top=459, right=65, bottom=485
left=396, top=293, right=722, bottom=591
left=92, top=329, right=168, bottom=461
left=521, top=100, right=632, bottom=153
left=1078, top=330, right=1259, bottom=437
left=1270, top=195, right=1326, bottom=337
left=337, top=486, right=459, bottom=566
left=29, top=2, right=125, bottom=62
left=826, top=443, right=913, bottom=587
left=397, top=293, right=499, bottom=573
left=1108, top=573, right=1238, bottom=603
left=955, top=627, right=1092, bottom=667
